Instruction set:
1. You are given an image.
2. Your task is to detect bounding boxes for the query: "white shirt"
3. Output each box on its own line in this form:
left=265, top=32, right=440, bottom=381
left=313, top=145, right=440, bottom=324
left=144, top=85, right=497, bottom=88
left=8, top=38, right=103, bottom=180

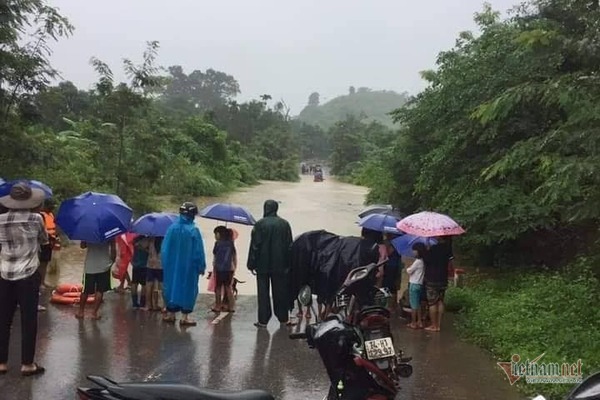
left=406, top=259, right=424, bottom=285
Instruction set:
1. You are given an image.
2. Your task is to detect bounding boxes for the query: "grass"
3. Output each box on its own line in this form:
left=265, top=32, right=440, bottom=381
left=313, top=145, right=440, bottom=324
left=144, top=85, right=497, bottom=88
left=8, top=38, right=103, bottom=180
left=445, top=259, right=600, bottom=400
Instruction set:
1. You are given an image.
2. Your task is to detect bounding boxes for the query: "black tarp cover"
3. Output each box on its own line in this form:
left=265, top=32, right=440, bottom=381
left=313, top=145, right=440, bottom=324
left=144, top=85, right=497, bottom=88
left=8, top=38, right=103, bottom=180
left=289, top=230, right=379, bottom=305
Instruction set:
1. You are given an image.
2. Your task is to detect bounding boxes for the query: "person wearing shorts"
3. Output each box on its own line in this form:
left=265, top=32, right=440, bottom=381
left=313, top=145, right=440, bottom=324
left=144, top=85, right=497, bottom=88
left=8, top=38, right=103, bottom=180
left=143, top=237, right=163, bottom=312
left=406, top=243, right=425, bottom=329
left=76, top=240, right=116, bottom=320
left=424, top=237, right=453, bottom=332
left=130, top=236, right=149, bottom=308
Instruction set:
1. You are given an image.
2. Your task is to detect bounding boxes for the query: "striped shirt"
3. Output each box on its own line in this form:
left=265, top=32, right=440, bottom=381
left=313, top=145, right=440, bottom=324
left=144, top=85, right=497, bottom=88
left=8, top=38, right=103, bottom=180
left=0, top=210, right=48, bottom=280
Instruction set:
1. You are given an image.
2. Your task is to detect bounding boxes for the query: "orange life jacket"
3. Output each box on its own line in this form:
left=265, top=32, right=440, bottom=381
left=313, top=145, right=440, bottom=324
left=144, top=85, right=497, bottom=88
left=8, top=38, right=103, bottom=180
left=40, top=212, right=56, bottom=237
left=40, top=212, right=60, bottom=250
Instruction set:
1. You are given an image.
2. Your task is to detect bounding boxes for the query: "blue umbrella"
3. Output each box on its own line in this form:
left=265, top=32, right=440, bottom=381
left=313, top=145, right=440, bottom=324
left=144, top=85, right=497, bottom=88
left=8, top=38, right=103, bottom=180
left=358, top=213, right=402, bottom=235
left=56, top=192, right=132, bottom=243
left=200, top=203, right=256, bottom=226
left=0, top=179, right=53, bottom=199
left=131, top=212, right=178, bottom=237
left=358, top=204, right=392, bottom=218
left=391, top=234, right=438, bottom=258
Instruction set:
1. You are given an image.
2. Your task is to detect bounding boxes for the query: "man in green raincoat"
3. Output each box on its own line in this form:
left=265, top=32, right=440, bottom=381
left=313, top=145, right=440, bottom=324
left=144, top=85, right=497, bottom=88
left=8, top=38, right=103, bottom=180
left=248, top=200, right=293, bottom=327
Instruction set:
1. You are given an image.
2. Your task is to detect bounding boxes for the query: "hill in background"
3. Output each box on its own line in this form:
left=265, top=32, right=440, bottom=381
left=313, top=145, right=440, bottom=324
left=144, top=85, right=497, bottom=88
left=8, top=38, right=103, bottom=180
left=295, top=87, right=409, bottom=129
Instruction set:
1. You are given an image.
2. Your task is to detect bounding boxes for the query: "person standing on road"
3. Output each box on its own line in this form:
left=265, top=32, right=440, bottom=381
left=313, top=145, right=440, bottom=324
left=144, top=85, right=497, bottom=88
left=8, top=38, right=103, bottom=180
left=424, top=236, right=453, bottom=332
left=0, top=183, right=48, bottom=376
left=38, top=199, right=58, bottom=290
left=77, top=239, right=116, bottom=320
left=161, top=202, right=206, bottom=326
left=248, top=200, right=293, bottom=328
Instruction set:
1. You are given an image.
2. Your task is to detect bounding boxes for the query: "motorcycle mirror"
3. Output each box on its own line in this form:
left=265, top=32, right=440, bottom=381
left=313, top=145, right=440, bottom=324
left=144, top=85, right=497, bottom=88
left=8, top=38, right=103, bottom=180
left=568, top=371, right=600, bottom=400
left=298, top=285, right=312, bottom=307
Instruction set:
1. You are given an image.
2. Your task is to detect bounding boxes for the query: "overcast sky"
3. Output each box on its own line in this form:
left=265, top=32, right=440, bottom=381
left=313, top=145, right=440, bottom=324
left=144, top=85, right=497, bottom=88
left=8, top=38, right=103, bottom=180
left=48, top=0, right=517, bottom=114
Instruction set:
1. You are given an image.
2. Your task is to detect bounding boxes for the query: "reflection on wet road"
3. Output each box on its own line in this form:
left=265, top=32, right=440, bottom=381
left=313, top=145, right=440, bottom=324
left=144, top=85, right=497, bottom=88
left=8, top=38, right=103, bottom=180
left=0, top=176, right=523, bottom=399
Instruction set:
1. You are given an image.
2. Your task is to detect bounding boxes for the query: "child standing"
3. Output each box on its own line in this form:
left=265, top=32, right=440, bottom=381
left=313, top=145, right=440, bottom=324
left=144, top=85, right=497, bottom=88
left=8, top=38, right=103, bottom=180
left=143, top=237, right=163, bottom=312
left=130, top=236, right=149, bottom=308
left=77, top=240, right=116, bottom=320
left=212, top=228, right=237, bottom=312
left=406, top=242, right=426, bottom=329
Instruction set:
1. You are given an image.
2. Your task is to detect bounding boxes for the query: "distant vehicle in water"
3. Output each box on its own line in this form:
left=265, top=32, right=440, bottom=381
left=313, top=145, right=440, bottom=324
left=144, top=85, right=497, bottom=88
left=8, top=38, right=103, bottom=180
left=314, top=168, right=324, bottom=182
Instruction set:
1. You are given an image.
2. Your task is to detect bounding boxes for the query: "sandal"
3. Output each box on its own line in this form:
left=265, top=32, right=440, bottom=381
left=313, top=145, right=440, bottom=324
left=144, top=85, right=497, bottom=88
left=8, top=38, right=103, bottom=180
left=180, top=319, right=197, bottom=326
left=162, top=316, right=176, bottom=323
left=22, top=364, right=45, bottom=377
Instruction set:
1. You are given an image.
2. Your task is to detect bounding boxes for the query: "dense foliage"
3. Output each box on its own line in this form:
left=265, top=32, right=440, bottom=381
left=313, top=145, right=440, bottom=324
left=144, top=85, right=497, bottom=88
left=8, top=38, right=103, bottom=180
left=350, top=0, right=600, bottom=269
left=0, top=0, right=304, bottom=213
left=445, top=259, right=600, bottom=399
left=297, top=88, right=409, bottom=129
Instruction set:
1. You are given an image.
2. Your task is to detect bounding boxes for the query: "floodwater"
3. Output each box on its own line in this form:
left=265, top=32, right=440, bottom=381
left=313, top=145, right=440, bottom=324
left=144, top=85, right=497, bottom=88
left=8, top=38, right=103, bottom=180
left=48, top=174, right=368, bottom=295
left=2, top=175, right=524, bottom=400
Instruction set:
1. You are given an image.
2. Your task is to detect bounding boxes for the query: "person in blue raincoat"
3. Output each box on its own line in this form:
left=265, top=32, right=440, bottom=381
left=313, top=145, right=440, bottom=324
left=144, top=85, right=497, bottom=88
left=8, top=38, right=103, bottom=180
left=161, top=202, right=206, bottom=326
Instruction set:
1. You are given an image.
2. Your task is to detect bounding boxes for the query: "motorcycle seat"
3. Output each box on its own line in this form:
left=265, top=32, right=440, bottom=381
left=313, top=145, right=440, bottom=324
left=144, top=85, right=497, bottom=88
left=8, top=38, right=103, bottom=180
left=116, top=383, right=275, bottom=400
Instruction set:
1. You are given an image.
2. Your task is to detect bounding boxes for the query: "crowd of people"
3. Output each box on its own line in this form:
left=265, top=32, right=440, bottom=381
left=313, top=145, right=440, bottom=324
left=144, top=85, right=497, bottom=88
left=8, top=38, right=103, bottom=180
left=327, top=228, right=453, bottom=333
left=0, top=181, right=454, bottom=378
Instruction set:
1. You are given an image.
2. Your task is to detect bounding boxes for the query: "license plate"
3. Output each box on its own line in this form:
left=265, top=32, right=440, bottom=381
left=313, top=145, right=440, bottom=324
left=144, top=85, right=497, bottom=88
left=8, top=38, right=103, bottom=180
left=364, top=337, right=395, bottom=360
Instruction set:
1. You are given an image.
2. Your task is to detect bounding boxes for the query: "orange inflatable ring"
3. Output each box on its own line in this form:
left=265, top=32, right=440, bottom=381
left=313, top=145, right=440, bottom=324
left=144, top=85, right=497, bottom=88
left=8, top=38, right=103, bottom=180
left=55, top=283, right=83, bottom=294
left=50, top=292, right=95, bottom=305
left=61, top=292, right=84, bottom=298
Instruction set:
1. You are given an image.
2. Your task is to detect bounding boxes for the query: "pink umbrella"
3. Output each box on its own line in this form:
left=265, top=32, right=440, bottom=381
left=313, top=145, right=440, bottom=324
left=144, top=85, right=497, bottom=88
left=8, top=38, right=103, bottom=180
left=396, top=211, right=465, bottom=237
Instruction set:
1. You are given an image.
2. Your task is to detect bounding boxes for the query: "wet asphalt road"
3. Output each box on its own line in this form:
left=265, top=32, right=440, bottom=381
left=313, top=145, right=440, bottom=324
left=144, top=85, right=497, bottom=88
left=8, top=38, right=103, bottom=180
left=0, top=292, right=522, bottom=400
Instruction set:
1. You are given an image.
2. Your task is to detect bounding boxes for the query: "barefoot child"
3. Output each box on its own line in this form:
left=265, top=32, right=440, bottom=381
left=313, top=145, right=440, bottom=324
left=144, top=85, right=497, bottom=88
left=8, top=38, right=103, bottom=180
left=77, top=240, right=116, bottom=319
left=130, top=236, right=149, bottom=308
left=213, top=228, right=237, bottom=312
left=406, top=242, right=425, bottom=329
left=143, top=237, right=163, bottom=312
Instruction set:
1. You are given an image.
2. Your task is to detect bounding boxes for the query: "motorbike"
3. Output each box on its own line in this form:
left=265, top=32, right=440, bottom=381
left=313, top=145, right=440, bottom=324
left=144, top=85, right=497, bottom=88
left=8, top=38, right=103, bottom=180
left=533, top=371, right=600, bottom=400
left=77, top=375, right=274, bottom=400
left=289, top=261, right=413, bottom=400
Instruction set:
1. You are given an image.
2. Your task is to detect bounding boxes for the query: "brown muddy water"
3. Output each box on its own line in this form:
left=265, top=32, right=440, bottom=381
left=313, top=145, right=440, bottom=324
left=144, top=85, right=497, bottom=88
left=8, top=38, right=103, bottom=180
left=47, top=175, right=368, bottom=294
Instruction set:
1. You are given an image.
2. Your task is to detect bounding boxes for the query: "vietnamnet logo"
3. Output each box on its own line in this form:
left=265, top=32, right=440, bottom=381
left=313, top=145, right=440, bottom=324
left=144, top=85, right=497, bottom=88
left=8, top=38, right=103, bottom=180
left=497, top=353, right=583, bottom=385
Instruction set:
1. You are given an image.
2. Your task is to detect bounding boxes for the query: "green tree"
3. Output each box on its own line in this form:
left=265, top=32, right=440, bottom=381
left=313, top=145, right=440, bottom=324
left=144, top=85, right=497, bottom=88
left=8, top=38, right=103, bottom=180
left=160, top=65, right=240, bottom=115
left=308, top=92, right=320, bottom=107
left=329, top=115, right=366, bottom=175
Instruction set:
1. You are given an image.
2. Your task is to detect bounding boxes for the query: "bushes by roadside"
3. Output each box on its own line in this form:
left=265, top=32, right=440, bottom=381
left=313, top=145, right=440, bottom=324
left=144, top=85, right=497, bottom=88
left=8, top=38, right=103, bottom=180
left=446, top=259, right=600, bottom=400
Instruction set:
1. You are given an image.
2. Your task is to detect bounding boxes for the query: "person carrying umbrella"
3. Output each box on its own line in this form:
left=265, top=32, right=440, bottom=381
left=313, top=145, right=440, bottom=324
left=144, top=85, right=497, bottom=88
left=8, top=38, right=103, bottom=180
left=424, top=236, right=454, bottom=332
left=161, top=202, right=206, bottom=326
left=396, top=211, right=464, bottom=332
left=77, top=239, right=117, bottom=320
left=0, top=183, right=48, bottom=376
left=247, top=199, right=294, bottom=327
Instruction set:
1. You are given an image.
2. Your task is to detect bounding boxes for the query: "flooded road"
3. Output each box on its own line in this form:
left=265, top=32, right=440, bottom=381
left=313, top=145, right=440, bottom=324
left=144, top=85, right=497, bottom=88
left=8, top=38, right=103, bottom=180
left=3, top=176, right=523, bottom=399
left=49, top=175, right=368, bottom=295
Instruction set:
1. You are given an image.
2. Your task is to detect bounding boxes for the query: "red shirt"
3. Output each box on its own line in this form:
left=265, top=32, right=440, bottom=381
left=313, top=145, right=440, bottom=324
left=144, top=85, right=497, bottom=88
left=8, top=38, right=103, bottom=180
left=115, top=233, right=136, bottom=279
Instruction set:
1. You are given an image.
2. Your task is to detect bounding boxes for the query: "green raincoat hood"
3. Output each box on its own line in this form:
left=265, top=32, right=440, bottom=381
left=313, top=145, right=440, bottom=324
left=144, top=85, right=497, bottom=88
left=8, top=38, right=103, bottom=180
left=263, top=200, right=279, bottom=217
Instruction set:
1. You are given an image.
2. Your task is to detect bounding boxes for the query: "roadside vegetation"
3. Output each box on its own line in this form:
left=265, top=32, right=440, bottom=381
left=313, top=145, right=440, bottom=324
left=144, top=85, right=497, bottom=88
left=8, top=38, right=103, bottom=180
left=1, top=1, right=323, bottom=213
left=322, top=1, right=600, bottom=398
